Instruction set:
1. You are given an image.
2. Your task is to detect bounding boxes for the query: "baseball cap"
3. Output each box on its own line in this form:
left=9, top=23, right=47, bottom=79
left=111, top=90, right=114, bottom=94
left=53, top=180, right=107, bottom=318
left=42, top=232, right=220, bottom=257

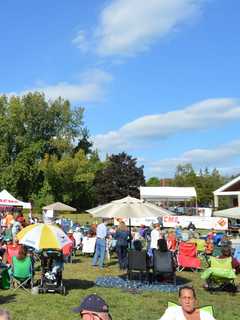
left=73, top=294, right=109, bottom=314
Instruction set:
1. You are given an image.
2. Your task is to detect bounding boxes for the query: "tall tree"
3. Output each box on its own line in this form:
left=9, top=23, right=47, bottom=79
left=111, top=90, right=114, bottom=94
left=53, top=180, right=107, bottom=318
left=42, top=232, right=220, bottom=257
left=94, top=152, right=145, bottom=204
left=0, top=92, right=84, bottom=201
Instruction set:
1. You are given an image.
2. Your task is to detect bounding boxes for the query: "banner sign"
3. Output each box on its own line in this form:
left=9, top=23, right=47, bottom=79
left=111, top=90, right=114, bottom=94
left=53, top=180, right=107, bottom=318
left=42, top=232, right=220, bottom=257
left=163, top=215, right=228, bottom=230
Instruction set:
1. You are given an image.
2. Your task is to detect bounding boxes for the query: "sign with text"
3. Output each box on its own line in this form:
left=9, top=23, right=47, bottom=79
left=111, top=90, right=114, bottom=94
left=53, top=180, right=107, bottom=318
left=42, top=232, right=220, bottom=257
left=163, top=215, right=228, bottom=230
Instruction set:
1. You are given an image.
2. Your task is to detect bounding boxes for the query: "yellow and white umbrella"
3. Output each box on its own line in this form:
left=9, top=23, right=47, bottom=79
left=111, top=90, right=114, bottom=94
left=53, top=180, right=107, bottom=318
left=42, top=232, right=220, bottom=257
left=16, top=223, right=71, bottom=250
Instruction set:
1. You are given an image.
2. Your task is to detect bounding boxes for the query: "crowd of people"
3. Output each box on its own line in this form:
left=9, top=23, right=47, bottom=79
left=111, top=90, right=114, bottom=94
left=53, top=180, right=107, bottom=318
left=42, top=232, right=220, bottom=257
left=0, top=210, right=239, bottom=319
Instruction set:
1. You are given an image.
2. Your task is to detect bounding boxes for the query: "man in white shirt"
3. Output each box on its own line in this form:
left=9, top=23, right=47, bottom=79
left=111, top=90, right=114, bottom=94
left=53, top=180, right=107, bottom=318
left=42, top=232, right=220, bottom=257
left=92, top=220, right=108, bottom=268
left=150, top=223, right=161, bottom=250
left=159, top=286, right=216, bottom=320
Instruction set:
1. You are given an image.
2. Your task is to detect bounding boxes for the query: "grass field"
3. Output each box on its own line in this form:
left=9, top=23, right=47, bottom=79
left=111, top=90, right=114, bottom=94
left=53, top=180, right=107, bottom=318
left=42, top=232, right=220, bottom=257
left=6, top=213, right=238, bottom=320
left=1, top=250, right=239, bottom=320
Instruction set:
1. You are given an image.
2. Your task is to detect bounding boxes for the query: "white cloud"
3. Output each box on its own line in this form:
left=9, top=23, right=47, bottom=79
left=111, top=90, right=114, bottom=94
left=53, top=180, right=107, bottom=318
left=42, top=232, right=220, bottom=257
left=94, top=98, right=240, bottom=152
left=74, top=0, right=203, bottom=56
left=5, top=69, right=112, bottom=103
left=148, top=139, right=240, bottom=176
left=72, top=30, right=90, bottom=53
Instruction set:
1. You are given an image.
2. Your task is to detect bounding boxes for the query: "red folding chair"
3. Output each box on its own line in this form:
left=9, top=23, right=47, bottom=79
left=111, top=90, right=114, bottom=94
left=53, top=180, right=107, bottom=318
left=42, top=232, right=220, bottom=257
left=177, top=242, right=201, bottom=272
left=6, top=244, right=21, bottom=265
left=62, top=242, right=74, bottom=263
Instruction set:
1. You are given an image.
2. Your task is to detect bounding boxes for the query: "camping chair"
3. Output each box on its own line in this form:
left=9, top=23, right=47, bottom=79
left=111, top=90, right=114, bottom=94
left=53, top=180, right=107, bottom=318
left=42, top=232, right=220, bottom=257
left=167, top=302, right=214, bottom=317
left=11, top=256, right=33, bottom=293
left=5, top=244, right=21, bottom=265
left=127, top=250, right=149, bottom=282
left=190, top=239, right=205, bottom=255
left=152, top=251, right=176, bottom=285
left=201, top=256, right=236, bottom=293
left=177, top=242, right=201, bottom=272
left=233, top=246, right=240, bottom=262
left=62, top=242, right=74, bottom=263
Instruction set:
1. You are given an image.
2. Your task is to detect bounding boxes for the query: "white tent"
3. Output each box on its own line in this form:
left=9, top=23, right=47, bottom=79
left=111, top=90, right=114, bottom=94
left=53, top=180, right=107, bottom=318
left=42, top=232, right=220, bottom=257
left=0, top=189, right=31, bottom=209
left=140, top=187, right=197, bottom=202
left=213, top=207, right=240, bottom=220
left=43, top=202, right=76, bottom=212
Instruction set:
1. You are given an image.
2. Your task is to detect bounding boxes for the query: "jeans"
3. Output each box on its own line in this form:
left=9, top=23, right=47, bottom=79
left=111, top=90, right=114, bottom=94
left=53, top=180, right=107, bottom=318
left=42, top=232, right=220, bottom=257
left=92, top=239, right=106, bottom=268
left=116, top=245, right=128, bottom=269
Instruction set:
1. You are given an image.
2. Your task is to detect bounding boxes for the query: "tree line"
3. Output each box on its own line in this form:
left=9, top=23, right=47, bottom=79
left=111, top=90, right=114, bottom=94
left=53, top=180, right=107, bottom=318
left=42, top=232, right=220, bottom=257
left=0, top=93, right=235, bottom=211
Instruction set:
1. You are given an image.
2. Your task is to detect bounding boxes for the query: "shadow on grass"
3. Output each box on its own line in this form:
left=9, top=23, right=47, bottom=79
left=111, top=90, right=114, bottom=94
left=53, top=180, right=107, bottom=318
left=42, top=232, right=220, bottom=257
left=65, top=279, right=95, bottom=291
left=0, top=294, right=16, bottom=304
left=106, top=260, right=118, bottom=267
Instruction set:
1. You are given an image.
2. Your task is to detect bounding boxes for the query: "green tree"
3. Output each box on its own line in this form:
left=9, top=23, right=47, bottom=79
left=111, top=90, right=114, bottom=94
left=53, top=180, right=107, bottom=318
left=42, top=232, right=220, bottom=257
left=94, top=152, right=145, bottom=204
left=146, top=177, right=160, bottom=186
left=0, top=92, right=84, bottom=201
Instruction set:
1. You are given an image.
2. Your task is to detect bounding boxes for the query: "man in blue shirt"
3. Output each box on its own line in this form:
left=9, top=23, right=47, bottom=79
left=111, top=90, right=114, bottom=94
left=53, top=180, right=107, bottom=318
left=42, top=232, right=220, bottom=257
left=92, top=219, right=108, bottom=268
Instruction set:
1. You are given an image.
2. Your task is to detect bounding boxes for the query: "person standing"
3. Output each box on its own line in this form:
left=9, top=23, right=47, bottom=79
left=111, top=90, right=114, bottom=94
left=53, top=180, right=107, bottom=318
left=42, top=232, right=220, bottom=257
left=115, top=221, right=129, bottom=270
left=92, top=219, right=108, bottom=268
left=150, top=223, right=161, bottom=252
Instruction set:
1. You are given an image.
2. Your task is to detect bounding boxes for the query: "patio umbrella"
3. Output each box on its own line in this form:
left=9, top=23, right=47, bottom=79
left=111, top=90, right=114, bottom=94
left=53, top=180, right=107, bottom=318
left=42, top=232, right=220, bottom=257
left=87, top=196, right=173, bottom=247
left=16, top=223, right=71, bottom=250
left=87, top=195, right=173, bottom=219
left=213, top=207, right=240, bottom=219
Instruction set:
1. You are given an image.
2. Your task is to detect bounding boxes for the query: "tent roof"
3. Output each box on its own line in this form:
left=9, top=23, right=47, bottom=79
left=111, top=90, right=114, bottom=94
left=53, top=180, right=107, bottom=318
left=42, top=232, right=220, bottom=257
left=43, top=202, right=76, bottom=212
left=213, top=175, right=240, bottom=196
left=0, top=189, right=31, bottom=209
left=140, top=187, right=197, bottom=201
left=213, top=207, right=240, bottom=219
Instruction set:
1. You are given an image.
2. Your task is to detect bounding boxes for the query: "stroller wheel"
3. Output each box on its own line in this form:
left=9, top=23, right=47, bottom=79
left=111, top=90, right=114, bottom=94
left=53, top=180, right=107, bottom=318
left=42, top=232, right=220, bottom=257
left=60, top=286, right=66, bottom=295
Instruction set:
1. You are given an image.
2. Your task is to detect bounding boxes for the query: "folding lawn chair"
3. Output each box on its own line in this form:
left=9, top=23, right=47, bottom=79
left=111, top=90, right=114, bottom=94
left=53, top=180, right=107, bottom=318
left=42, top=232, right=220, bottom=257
left=152, top=251, right=176, bottom=284
left=127, top=250, right=149, bottom=282
left=201, top=256, right=236, bottom=293
left=177, top=242, right=201, bottom=272
left=167, top=301, right=215, bottom=317
left=11, top=256, right=33, bottom=293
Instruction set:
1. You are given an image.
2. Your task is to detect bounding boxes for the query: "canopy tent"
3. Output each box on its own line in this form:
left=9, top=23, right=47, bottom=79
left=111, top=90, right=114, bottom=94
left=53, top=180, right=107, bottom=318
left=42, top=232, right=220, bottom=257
left=213, top=207, right=240, bottom=220
left=140, top=187, right=197, bottom=202
left=0, top=189, right=31, bottom=209
left=42, top=202, right=76, bottom=212
left=87, top=195, right=174, bottom=219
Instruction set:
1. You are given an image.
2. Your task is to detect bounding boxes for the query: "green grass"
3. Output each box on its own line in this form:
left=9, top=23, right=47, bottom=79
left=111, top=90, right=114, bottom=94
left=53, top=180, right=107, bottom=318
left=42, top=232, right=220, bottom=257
left=1, top=253, right=239, bottom=320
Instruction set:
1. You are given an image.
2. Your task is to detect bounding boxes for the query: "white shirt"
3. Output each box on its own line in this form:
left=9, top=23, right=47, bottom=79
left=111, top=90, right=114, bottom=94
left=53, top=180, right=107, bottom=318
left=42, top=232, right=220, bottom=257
left=150, top=228, right=160, bottom=249
left=159, top=306, right=216, bottom=320
left=96, top=223, right=107, bottom=239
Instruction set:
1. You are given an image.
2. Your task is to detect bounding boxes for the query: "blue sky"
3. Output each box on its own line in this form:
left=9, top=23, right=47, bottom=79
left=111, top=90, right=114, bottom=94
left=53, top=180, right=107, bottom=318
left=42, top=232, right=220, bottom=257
left=1, top=0, right=240, bottom=178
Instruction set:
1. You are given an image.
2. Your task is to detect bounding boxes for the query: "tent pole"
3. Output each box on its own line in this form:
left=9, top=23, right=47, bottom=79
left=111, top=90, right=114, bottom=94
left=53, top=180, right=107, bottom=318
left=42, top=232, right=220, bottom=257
left=129, top=218, right=132, bottom=249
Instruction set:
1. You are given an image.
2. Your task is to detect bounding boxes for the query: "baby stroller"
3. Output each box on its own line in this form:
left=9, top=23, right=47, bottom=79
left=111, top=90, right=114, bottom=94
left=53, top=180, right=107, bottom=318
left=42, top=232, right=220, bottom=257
left=38, top=249, right=66, bottom=295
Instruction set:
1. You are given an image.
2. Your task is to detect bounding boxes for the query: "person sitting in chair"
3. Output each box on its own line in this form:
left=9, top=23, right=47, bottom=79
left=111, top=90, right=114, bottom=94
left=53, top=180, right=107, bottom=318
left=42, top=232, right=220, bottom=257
left=159, top=285, right=216, bottom=320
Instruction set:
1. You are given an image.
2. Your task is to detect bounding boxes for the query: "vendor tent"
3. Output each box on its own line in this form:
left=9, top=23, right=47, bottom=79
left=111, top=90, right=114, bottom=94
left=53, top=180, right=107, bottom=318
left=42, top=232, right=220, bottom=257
left=43, top=202, right=76, bottom=212
left=0, top=189, right=31, bottom=209
left=213, top=207, right=240, bottom=220
left=140, top=187, right=197, bottom=202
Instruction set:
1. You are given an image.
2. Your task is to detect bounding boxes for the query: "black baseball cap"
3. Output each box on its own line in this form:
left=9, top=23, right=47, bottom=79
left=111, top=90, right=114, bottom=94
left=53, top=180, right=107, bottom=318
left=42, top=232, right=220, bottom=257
left=73, top=294, right=109, bottom=314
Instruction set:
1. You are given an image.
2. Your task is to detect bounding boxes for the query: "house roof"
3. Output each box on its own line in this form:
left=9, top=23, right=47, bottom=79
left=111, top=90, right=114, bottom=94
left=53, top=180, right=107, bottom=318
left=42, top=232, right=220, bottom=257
left=213, top=176, right=240, bottom=196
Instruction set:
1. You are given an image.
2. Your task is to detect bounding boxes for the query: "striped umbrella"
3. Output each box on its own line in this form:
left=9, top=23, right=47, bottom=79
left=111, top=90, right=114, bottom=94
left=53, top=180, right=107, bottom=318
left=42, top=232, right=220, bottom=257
left=16, top=223, right=71, bottom=250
